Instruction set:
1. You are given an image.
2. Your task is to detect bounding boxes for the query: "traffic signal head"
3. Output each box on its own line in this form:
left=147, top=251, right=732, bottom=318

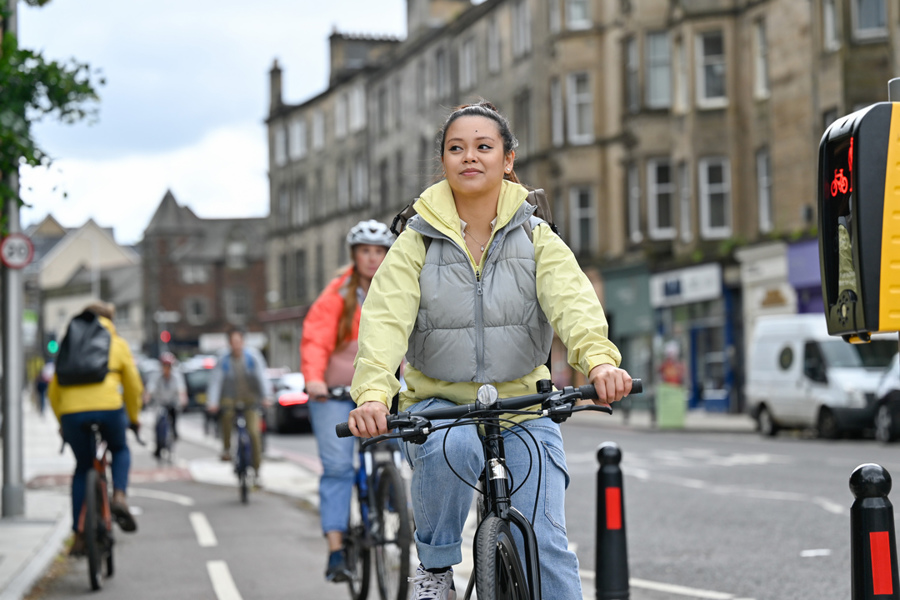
left=159, top=330, right=171, bottom=344
left=46, top=334, right=58, bottom=355
left=818, top=102, right=900, bottom=341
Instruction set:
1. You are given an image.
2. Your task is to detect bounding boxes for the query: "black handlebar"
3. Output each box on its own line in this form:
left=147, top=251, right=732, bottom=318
left=335, top=378, right=642, bottom=439
left=59, top=421, right=146, bottom=454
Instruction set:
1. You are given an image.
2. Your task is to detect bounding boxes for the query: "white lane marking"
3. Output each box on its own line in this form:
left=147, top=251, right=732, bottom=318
left=580, top=571, right=745, bottom=599
left=190, top=512, right=218, bottom=548
left=129, top=487, right=195, bottom=506
left=800, top=548, right=832, bottom=557
left=629, top=576, right=737, bottom=599
left=207, top=560, right=243, bottom=600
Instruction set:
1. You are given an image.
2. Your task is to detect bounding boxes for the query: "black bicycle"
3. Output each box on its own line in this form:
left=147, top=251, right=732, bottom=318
left=232, top=402, right=253, bottom=504
left=337, top=378, right=641, bottom=600
left=331, top=387, right=412, bottom=600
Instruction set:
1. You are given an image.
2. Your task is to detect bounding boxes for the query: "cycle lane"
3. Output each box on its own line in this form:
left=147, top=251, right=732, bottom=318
left=7, top=402, right=762, bottom=600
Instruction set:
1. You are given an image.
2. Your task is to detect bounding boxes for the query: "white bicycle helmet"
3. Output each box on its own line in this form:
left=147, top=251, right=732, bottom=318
left=346, top=220, right=395, bottom=248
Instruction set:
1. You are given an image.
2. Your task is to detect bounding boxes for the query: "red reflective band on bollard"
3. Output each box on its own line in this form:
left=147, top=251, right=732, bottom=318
left=606, top=487, right=622, bottom=530
left=871, top=531, right=894, bottom=595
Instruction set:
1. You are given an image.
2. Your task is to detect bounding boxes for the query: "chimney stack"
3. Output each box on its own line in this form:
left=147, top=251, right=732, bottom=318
left=269, top=58, right=283, bottom=113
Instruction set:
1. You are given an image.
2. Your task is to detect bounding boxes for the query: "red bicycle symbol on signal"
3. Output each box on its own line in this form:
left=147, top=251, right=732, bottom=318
left=831, top=168, right=849, bottom=197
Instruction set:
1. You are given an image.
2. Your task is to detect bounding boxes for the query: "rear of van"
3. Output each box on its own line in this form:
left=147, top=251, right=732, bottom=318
left=745, top=314, right=894, bottom=438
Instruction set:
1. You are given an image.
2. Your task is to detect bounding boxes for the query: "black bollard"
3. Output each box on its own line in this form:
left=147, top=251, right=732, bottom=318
left=596, top=442, right=629, bottom=600
left=850, top=463, right=900, bottom=599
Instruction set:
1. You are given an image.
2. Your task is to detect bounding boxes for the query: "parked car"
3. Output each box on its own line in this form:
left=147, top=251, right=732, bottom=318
left=182, top=355, right=217, bottom=412
left=874, top=353, right=900, bottom=443
left=136, top=356, right=161, bottom=387
left=746, top=314, right=895, bottom=438
left=266, top=372, right=310, bottom=433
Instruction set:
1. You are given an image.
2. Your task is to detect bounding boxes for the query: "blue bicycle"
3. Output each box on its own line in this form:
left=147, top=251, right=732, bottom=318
left=333, top=388, right=413, bottom=600
left=154, top=404, right=175, bottom=463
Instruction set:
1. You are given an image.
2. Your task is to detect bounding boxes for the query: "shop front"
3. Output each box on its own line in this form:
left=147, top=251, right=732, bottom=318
left=601, top=263, right=654, bottom=389
left=650, top=263, right=740, bottom=413
left=788, top=239, right=823, bottom=314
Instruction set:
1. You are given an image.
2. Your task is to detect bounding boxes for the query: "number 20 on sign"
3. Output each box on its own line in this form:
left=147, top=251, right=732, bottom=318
left=0, top=233, right=34, bottom=269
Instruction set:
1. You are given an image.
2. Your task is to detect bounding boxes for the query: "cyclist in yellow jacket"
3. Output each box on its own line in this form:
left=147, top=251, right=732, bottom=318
left=48, top=301, right=143, bottom=555
left=348, top=101, right=632, bottom=600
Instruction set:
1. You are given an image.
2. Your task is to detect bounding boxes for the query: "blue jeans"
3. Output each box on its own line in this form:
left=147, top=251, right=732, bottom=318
left=309, top=398, right=356, bottom=535
left=60, top=408, right=131, bottom=533
left=403, top=398, right=582, bottom=600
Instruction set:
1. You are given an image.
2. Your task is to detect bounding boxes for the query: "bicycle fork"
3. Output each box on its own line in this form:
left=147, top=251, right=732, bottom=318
left=482, top=426, right=542, bottom=599
left=357, top=447, right=372, bottom=529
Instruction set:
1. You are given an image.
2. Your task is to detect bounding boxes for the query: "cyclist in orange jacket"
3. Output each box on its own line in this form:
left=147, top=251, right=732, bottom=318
left=301, top=220, right=394, bottom=582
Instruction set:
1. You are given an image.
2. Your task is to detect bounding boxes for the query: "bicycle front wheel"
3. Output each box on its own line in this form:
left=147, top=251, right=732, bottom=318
left=346, top=486, right=371, bottom=600
left=475, top=516, right=529, bottom=600
left=156, top=413, right=171, bottom=461
left=373, top=464, right=411, bottom=600
left=236, top=432, right=250, bottom=504
left=84, top=469, right=104, bottom=591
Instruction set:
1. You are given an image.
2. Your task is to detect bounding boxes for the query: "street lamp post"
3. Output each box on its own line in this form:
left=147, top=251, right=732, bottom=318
left=1, top=0, right=26, bottom=519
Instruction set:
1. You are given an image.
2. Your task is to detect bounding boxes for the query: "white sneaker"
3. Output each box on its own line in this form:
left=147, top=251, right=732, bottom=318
left=409, top=564, right=456, bottom=600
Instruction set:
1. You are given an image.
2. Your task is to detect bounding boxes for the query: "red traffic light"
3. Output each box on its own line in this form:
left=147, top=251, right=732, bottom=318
left=159, top=330, right=171, bottom=343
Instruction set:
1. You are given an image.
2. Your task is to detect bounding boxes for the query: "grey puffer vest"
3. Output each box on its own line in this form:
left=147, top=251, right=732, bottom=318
left=406, top=202, right=553, bottom=383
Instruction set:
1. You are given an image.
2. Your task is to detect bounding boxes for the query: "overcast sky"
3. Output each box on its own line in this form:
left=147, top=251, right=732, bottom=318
left=17, top=0, right=408, bottom=245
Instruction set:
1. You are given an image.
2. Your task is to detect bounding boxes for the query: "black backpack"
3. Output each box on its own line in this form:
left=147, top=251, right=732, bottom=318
left=56, top=310, right=112, bottom=386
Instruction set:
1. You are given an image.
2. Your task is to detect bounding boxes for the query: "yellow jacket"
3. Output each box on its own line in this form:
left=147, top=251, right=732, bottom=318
left=48, top=316, right=144, bottom=424
left=351, top=179, right=621, bottom=411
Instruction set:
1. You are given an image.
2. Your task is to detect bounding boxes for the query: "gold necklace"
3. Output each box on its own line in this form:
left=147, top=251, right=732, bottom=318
left=465, top=230, right=488, bottom=252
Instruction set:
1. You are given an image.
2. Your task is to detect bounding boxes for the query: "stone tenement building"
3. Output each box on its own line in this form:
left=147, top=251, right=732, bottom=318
left=263, top=0, right=899, bottom=411
left=141, top=190, right=268, bottom=357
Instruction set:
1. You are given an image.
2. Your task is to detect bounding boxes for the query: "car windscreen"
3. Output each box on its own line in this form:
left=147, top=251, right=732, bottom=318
left=819, top=339, right=897, bottom=369
left=184, top=369, right=211, bottom=391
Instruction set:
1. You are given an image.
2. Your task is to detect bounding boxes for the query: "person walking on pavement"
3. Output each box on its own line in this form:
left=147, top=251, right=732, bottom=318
left=146, top=352, right=187, bottom=458
left=206, top=327, right=272, bottom=487
left=301, top=219, right=394, bottom=583
left=48, top=301, right=143, bottom=555
left=347, top=101, right=633, bottom=600
left=36, top=360, right=53, bottom=416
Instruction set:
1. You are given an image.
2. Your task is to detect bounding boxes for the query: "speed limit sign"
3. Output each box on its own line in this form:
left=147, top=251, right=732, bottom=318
left=0, top=233, right=34, bottom=269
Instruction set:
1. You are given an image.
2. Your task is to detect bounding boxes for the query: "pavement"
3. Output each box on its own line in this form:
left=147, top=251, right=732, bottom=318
left=0, top=392, right=755, bottom=600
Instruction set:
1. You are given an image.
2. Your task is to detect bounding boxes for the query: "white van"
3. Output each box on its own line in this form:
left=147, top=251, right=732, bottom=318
left=745, top=314, right=896, bottom=438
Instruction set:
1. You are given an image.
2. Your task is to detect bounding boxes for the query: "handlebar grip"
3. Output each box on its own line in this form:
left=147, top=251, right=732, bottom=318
left=580, top=378, right=642, bottom=399
left=578, top=384, right=598, bottom=400
left=335, top=422, right=353, bottom=438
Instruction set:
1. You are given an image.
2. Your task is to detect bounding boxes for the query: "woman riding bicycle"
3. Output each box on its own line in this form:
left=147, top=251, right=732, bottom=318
left=147, top=352, right=187, bottom=459
left=48, top=301, right=143, bottom=555
left=301, top=219, right=394, bottom=583
left=347, top=101, right=633, bottom=600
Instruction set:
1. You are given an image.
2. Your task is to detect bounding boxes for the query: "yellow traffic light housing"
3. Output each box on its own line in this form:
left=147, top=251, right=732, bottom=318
left=818, top=102, right=900, bottom=342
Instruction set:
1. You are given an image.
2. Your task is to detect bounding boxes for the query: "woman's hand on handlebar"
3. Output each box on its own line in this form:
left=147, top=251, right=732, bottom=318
left=348, top=400, right=391, bottom=438
left=306, top=380, right=329, bottom=402
left=587, top=364, right=634, bottom=407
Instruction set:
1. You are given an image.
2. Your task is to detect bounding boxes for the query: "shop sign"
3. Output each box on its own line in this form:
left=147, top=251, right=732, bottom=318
left=650, top=263, right=722, bottom=308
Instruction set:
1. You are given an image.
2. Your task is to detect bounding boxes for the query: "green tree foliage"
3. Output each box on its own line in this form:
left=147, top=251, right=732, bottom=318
left=0, top=0, right=103, bottom=226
